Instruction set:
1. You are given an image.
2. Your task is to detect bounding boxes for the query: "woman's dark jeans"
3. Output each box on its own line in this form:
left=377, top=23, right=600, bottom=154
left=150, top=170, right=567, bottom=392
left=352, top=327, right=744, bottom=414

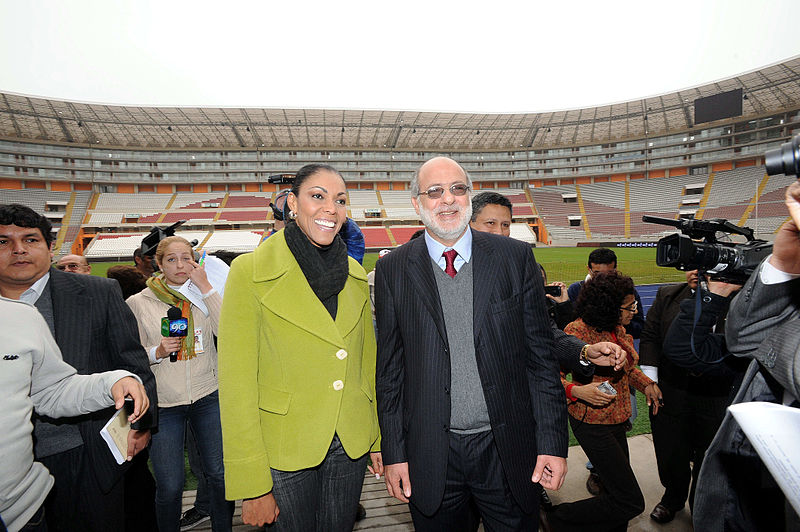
left=149, top=391, right=232, bottom=532
left=268, top=435, right=368, bottom=531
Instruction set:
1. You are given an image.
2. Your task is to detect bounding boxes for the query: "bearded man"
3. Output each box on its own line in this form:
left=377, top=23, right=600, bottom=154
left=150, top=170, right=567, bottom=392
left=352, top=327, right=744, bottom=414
left=374, top=156, right=568, bottom=530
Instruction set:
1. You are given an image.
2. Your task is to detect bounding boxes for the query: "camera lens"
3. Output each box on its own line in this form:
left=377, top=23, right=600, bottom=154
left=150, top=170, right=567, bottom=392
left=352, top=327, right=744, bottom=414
left=765, top=135, right=800, bottom=177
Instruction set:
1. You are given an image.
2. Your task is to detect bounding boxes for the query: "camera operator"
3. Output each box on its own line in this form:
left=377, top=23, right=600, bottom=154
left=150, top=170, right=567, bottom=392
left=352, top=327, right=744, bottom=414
left=675, top=181, right=800, bottom=532
left=644, top=271, right=744, bottom=525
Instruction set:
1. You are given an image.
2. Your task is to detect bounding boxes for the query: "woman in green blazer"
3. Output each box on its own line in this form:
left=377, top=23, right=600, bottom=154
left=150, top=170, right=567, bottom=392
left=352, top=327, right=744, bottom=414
left=218, top=164, right=382, bottom=530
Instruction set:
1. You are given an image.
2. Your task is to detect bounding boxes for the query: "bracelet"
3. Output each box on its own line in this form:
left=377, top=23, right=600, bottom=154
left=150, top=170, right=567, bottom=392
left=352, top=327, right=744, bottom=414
left=579, top=344, right=590, bottom=365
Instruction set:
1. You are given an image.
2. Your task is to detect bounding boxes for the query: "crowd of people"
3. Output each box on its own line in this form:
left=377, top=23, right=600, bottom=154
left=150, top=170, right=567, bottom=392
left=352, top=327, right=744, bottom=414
left=1, top=156, right=798, bottom=532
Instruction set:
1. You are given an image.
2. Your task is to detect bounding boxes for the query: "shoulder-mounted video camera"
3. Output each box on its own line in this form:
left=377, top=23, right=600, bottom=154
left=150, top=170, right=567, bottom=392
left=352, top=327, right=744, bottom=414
left=643, top=216, right=771, bottom=284
left=643, top=133, right=800, bottom=283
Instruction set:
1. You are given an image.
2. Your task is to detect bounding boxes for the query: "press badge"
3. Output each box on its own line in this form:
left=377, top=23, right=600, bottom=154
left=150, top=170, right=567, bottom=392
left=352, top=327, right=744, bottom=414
left=194, top=328, right=205, bottom=354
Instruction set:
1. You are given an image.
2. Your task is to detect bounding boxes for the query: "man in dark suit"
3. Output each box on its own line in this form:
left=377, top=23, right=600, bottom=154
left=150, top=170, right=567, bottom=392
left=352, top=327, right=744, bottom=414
left=0, top=203, right=157, bottom=532
left=375, top=157, right=568, bottom=530
left=639, top=269, right=734, bottom=524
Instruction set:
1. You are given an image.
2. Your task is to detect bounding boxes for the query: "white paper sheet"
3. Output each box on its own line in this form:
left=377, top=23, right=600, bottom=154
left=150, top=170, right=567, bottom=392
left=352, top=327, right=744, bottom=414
left=729, top=401, right=800, bottom=514
left=175, top=255, right=230, bottom=316
left=100, top=407, right=130, bottom=465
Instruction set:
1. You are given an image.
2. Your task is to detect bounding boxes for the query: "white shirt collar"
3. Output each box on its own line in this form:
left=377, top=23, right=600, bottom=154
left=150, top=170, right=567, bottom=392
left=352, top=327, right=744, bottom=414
left=424, top=227, right=472, bottom=266
left=19, top=271, right=50, bottom=305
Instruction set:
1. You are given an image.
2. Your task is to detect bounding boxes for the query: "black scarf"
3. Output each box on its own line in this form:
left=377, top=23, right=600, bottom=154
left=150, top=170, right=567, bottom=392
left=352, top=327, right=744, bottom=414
left=284, top=222, right=348, bottom=319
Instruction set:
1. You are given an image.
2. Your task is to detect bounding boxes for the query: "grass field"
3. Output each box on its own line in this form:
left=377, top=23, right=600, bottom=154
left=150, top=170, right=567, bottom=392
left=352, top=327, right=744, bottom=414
left=93, top=245, right=684, bottom=287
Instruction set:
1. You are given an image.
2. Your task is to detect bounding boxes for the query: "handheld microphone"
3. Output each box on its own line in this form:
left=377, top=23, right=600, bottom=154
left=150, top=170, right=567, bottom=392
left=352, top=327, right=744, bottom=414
left=161, top=306, right=188, bottom=362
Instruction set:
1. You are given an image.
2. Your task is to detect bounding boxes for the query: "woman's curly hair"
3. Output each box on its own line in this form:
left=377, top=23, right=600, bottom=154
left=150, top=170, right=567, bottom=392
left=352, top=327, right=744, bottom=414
left=575, top=270, right=635, bottom=332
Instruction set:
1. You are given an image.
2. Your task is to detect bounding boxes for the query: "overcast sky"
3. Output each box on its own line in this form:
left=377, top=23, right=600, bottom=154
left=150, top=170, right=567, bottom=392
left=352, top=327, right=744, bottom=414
left=1, top=0, right=798, bottom=113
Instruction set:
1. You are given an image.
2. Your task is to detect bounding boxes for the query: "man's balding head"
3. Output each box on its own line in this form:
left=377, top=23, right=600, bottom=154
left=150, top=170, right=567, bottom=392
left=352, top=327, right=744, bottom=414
left=57, top=254, right=91, bottom=274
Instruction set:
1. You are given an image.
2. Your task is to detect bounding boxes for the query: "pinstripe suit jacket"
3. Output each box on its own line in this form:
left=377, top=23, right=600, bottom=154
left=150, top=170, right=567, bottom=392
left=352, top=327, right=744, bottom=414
left=693, top=263, right=800, bottom=531
left=375, top=229, right=567, bottom=515
left=33, top=267, right=157, bottom=492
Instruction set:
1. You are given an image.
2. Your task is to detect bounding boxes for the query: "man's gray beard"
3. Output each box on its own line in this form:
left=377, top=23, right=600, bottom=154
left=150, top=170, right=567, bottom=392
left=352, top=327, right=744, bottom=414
left=419, top=203, right=473, bottom=243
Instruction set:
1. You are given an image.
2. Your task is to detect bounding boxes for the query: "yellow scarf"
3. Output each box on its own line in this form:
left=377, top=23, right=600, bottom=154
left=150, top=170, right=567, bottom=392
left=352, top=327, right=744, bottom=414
left=146, top=275, right=196, bottom=361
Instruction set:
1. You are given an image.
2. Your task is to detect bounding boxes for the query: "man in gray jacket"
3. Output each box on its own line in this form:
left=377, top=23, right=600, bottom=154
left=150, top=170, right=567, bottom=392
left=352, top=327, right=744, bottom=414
left=0, top=296, right=149, bottom=532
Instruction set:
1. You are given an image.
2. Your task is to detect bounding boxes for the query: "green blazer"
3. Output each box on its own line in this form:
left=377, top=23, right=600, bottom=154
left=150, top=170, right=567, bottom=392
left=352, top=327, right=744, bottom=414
left=217, top=230, right=380, bottom=500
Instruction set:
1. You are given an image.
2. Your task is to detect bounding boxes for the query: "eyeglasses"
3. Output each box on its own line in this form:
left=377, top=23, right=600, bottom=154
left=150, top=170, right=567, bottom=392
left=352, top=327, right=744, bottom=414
left=417, top=183, right=471, bottom=199
left=620, top=301, right=638, bottom=312
left=55, top=263, right=86, bottom=271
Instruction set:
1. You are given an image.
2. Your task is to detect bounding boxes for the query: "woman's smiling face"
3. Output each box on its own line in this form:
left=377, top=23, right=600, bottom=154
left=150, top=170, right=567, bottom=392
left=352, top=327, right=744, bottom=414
left=287, top=169, right=347, bottom=247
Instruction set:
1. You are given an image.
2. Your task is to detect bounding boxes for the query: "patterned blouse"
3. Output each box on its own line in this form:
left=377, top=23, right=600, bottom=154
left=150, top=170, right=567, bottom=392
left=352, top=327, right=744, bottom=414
left=561, top=318, right=655, bottom=425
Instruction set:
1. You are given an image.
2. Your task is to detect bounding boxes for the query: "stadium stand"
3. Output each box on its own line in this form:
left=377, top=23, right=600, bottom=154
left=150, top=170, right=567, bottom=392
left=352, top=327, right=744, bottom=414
left=361, top=227, right=393, bottom=248
left=93, top=193, right=171, bottom=212
left=85, top=231, right=210, bottom=258
left=201, top=230, right=264, bottom=253
left=2, top=57, right=799, bottom=257
left=388, top=226, right=424, bottom=245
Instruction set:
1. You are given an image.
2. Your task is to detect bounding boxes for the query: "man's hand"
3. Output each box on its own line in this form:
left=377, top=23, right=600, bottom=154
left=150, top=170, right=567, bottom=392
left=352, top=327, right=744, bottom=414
left=707, top=280, right=742, bottom=298
left=368, top=451, right=384, bottom=478
left=532, top=455, right=567, bottom=491
left=126, top=429, right=150, bottom=461
left=545, top=282, right=569, bottom=303
left=770, top=182, right=800, bottom=274
left=572, top=382, right=617, bottom=406
left=242, top=492, right=279, bottom=526
left=645, top=382, right=663, bottom=415
left=110, top=376, right=149, bottom=424
left=585, top=342, right=627, bottom=370
left=384, top=462, right=412, bottom=502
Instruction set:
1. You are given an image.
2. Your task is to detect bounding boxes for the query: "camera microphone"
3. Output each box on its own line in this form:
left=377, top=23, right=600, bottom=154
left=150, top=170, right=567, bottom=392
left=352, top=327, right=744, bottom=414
left=161, top=306, right=188, bottom=362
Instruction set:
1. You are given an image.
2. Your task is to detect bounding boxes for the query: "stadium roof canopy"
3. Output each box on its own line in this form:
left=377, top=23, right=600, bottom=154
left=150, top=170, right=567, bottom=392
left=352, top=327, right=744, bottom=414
left=1, top=57, right=799, bottom=152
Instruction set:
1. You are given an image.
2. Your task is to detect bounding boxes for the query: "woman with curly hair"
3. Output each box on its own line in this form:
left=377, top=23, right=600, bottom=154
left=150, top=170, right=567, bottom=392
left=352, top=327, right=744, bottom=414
left=546, top=271, right=662, bottom=531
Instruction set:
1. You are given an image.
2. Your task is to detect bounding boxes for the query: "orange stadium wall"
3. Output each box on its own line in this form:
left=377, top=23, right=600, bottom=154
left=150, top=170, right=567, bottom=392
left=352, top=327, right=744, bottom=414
left=712, top=161, right=733, bottom=172
left=649, top=170, right=666, bottom=179
left=50, top=182, right=71, bottom=191
left=117, top=184, right=135, bottom=193
left=25, top=180, right=46, bottom=189
left=610, top=174, right=626, bottom=182
left=669, top=167, right=688, bottom=177
left=0, top=178, right=23, bottom=189
left=735, top=159, right=758, bottom=168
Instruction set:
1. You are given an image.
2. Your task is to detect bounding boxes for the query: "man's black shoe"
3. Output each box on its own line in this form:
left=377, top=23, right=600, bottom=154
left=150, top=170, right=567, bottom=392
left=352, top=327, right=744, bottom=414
left=356, top=503, right=367, bottom=521
left=179, top=507, right=210, bottom=531
left=586, top=472, right=603, bottom=496
left=649, top=503, right=676, bottom=524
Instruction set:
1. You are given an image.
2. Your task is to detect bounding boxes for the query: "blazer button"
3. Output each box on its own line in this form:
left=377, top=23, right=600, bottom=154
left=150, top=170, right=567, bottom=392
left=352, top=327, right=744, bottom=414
left=443, top=424, right=448, bottom=431
left=444, top=387, right=450, bottom=394
left=333, top=380, right=344, bottom=391
left=336, top=349, right=348, bottom=360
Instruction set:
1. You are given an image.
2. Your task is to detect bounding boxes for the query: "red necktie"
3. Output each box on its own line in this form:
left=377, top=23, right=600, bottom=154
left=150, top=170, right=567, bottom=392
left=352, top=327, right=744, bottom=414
left=443, top=249, right=458, bottom=278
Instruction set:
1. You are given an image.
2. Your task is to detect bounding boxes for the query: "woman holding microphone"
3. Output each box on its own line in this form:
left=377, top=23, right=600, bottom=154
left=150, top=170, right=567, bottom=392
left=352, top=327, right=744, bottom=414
left=126, top=236, right=232, bottom=532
